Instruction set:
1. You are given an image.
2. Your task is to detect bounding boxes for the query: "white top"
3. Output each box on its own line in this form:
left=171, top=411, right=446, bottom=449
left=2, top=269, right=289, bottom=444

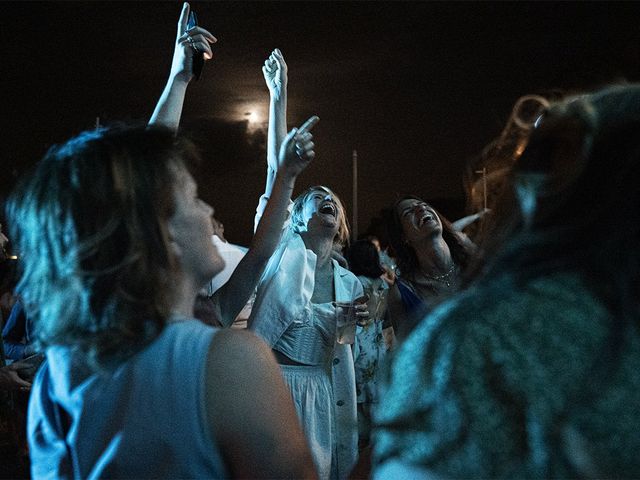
left=207, top=235, right=248, bottom=295
left=274, top=301, right=336, bottom=365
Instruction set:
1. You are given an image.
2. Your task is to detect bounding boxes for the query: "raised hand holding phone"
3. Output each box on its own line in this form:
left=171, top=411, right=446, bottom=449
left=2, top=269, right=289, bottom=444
left=150, top=2, right=217, bottom=129
left=172, top=2, right=217, bottom=83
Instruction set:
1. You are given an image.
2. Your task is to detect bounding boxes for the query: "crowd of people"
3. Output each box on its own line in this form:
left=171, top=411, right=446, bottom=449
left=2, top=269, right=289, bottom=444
left=1, top=3, right=639, bottom=479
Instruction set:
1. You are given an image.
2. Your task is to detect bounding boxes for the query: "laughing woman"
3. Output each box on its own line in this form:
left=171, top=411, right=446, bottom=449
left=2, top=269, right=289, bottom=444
left=386, top=196, right=477, bottom=342
left=248, top=49, right=364, bottom=480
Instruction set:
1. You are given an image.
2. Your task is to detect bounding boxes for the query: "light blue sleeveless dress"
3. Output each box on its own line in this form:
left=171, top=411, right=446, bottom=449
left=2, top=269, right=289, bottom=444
left=27, top=319, right=228, bottom=479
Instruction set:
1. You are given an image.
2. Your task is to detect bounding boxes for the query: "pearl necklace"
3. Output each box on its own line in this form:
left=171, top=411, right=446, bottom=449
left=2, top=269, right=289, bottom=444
left=420, top=264, right=456, bottom=287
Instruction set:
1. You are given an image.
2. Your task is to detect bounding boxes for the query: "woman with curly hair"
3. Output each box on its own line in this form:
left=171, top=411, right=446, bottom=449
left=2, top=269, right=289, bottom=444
left=385, top=196, right=476, bottom=341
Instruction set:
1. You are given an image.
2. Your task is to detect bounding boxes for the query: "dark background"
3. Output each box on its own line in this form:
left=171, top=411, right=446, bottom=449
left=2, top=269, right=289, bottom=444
left=1, top=1, right=639, bottom=245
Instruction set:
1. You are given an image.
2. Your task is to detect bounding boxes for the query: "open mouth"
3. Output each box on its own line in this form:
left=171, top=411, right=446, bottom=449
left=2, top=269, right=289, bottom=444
left=319, top=202, right=337, bottom=218
left=417, top=211, right=436, bottom=228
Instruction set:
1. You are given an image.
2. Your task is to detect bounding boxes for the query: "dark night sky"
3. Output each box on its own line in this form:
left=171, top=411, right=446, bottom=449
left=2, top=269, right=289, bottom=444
left=1, top=1, right=639, bottom=245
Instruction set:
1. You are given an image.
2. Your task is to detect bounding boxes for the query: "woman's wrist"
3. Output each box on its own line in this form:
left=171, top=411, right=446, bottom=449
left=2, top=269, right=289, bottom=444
left=168, top=71, right=192, bottom=88
left=275, top=169, right=297, bottom=187
left=270, top=90, right=288, bottom=104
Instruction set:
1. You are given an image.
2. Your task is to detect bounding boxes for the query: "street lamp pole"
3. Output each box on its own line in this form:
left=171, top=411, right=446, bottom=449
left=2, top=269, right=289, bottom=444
left=352, top=149, right=358, bottom=241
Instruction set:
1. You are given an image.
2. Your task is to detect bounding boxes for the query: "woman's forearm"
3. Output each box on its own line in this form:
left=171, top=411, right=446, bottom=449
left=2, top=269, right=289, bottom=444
left=149, top=77, right=190, bottom=131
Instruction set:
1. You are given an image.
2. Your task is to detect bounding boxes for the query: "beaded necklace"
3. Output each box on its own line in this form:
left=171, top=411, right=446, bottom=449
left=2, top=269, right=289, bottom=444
left=420, top=264, right=456, bottom=288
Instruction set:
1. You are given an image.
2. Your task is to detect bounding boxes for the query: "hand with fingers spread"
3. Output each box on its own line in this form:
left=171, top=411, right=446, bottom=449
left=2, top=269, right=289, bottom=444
left=278, top=116, right=319, bottom=180
left=262, top=48, right=288, bottom=101
left=171, top=2, right=217, bottom=83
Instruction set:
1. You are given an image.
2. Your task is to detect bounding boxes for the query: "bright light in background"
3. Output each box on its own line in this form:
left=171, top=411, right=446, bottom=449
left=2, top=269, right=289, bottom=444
left=244, top=111, right=258, bottom=123
left=236, top=103, right=266, bottom=130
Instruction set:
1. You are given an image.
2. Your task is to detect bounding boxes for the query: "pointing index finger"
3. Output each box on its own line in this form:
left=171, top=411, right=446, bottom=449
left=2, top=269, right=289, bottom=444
left=298, top=116, right=320, bottom=134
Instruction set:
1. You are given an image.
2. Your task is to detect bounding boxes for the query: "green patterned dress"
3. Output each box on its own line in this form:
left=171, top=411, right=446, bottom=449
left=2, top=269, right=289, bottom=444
left=373, top=272, right=640, bottom=478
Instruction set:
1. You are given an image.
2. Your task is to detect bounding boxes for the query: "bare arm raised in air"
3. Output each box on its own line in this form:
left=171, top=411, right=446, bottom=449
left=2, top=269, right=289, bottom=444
left=149, top=2, right=216, bottom=130
left=451, top=208, right=490, bottom=232
left=213, top=116, right=319, bottom=327
left=255, top=49, right=290, bottom=230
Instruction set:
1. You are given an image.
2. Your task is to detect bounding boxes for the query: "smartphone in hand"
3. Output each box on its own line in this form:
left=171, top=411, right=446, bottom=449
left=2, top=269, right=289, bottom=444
left=187, top=10, right=205, bottom=81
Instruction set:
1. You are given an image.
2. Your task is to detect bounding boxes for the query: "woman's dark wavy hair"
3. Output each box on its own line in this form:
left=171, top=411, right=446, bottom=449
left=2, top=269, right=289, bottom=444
left=6, top=123, right=201, bottom=369
left=386, top=195, right=475, bottom=280
left=345, top=239, right=385, bottom=279
left=478, top=85, right=640, bottom=327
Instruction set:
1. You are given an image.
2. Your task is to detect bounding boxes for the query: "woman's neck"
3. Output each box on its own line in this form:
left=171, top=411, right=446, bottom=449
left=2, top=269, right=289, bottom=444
left=301, top=232, right=334, bottom=268
left=412, top=236, right=453, bottom=276
left=169, top=275, right=198, bottom=318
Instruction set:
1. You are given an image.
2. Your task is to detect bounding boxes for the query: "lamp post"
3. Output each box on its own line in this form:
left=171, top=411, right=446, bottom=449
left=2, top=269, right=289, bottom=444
left=352, top=149, right=358, bottom=241
left=475, top=167, right=487, bottom=211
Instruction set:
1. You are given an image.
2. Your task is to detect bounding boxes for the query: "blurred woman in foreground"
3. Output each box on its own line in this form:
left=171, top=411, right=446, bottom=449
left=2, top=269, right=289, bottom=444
left=373, top=84, right=640, bottom=478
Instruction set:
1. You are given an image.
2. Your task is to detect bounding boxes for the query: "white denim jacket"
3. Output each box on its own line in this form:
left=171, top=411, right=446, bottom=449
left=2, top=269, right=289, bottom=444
left=248, top=194, right=363, bottom=347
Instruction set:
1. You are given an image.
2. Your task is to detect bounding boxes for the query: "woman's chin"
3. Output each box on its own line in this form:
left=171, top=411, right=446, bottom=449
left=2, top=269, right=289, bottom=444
left=200, top=255, right=226, bottom=284
left=319, top=214, right=338, bottom=228
left=306, top=216, right=338, bottom=237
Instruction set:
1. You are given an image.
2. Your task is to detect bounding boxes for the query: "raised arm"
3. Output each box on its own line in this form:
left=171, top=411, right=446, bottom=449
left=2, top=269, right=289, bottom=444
left=256, top=49, right=289, bottom=230
left=213, top=116, right=319, bottom=327
left=149, top=2, right=216, bottom=130
left=451, top=208, right=490, bottom=231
